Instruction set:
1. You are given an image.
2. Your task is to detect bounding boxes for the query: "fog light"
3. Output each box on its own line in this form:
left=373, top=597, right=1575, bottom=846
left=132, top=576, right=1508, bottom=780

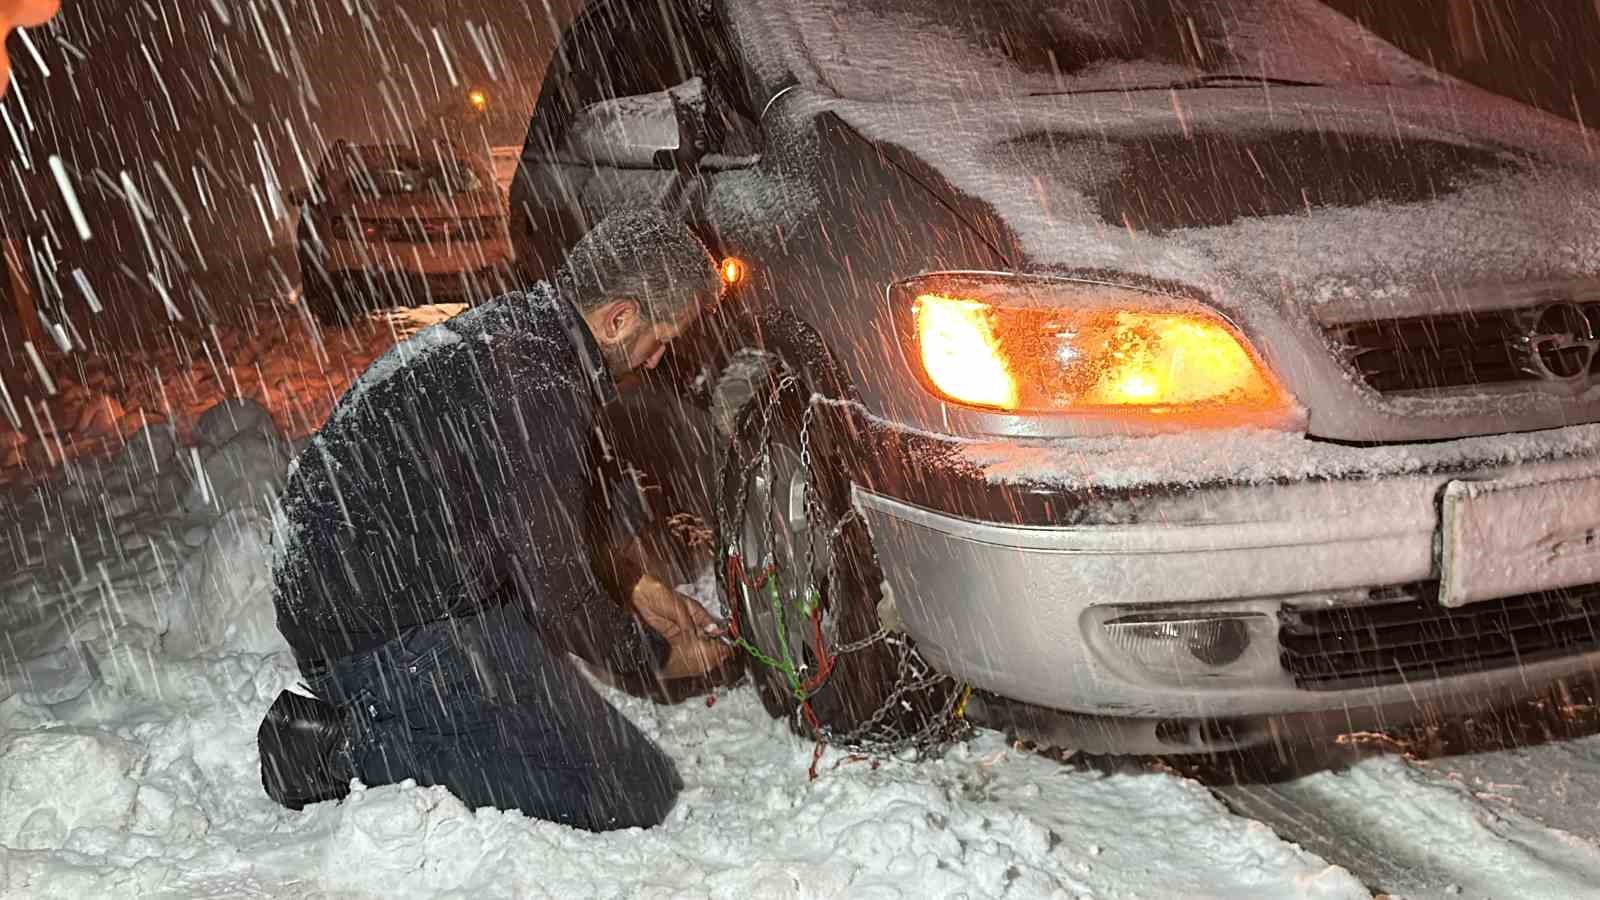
left=1185, top=617, right=1251, bottom=666
left=1101, top=611, right=1272, bottom=681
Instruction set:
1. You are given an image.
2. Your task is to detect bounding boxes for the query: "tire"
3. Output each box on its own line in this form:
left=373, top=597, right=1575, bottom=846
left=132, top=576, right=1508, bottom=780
left=297, top=247, right=353, bottom=327
left=300, top=280, right=349, bottom=327
left=715, top=374, right=963, bottom=750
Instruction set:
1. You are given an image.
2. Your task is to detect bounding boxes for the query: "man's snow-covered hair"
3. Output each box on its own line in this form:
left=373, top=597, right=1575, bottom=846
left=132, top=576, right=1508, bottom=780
left=553, top=209, right=721, bottom=323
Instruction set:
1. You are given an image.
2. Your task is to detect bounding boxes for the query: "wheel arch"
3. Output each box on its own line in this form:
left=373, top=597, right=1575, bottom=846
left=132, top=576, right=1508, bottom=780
left=702, top=107, right=1019, bottom=444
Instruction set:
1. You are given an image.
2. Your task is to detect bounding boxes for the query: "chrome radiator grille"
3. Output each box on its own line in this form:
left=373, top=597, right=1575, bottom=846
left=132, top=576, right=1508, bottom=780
left=1328, top=301, right=1600, bottom=394
left=1279, top=581, right=1600, bottom=691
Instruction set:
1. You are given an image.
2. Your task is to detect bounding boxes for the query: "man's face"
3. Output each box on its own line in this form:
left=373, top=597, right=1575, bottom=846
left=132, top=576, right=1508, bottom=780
left=590, top=298, right=703, bottom=379
left=0, top=0, right=58, bottom=95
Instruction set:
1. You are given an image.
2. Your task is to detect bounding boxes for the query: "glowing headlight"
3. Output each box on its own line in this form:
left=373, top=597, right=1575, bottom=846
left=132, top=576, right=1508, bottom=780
left=902, top=276, right=1290, bottom=422
left=914, top=293, right=1018, bottom=409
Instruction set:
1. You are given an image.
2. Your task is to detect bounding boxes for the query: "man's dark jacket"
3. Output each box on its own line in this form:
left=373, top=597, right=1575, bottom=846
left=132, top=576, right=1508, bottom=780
left=271, top=285, right=658, bottom=671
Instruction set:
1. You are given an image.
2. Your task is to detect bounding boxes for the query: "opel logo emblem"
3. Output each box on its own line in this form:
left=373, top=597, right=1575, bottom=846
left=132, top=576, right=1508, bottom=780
left=1514, top=302, right=1600, bottom=384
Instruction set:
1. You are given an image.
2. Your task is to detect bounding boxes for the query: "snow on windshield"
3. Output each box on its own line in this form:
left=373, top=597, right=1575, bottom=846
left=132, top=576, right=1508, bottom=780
left=782, top=0, right=1437, bottom=100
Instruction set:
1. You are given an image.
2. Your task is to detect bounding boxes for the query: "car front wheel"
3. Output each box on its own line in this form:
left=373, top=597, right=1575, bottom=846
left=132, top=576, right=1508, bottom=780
left=716, top=372, right=965, bottom=753
left=295, top=243, right=355, bottom=327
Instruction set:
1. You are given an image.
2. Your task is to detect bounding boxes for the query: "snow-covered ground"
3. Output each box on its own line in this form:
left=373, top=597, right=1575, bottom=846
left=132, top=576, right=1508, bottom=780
left=5, top=301, right=1600, bottom=899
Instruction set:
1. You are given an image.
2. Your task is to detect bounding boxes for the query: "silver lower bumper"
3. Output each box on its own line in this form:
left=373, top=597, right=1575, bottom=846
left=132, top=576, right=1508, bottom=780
left=854, top=448, right=1600, bottom=737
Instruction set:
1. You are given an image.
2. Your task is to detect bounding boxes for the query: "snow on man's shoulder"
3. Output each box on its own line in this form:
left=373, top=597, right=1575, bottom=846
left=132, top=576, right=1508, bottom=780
left=439, top=287, right=571, bottom=366
left=328, top=320, right=465, bottom=425
left=329, top=288, right=569, bottom=426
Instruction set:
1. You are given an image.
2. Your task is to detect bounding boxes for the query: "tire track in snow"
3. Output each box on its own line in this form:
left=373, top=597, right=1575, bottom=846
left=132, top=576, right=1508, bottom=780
left=1206, top=748, right=1600, bottom=898
left=1415, top=736, right=1600, bottom=847
left=1210, top=779, right=1442, bottom=897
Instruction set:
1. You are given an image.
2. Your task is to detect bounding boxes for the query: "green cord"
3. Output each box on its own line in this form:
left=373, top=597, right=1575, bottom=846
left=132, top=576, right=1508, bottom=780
left=737, top=567, right=823, bottom=701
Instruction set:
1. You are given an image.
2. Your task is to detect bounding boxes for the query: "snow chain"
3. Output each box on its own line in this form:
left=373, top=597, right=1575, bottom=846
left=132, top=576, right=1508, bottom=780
left=722, top=374, right=969, bottom=760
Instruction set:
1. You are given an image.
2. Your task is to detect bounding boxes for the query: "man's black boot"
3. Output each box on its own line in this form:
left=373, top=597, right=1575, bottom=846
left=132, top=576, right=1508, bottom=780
left=258, top=690, right=354, bottom=810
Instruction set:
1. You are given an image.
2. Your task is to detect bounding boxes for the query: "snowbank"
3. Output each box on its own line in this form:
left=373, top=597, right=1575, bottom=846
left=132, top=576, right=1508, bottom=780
left=0, top=396, right=292, bottom=709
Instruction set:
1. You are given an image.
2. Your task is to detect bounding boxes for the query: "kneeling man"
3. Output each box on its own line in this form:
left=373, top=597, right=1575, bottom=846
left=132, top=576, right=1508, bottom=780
left=260, top=210, right=731, bottom=830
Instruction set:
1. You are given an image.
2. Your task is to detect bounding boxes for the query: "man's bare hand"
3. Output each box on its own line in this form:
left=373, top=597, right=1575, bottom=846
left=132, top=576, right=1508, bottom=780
left=629, top=577, right=733, bottom=680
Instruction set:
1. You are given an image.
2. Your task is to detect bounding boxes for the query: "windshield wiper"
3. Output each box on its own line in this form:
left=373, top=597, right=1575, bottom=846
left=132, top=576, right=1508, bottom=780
left=1028, top=73, right=1330, bottom=97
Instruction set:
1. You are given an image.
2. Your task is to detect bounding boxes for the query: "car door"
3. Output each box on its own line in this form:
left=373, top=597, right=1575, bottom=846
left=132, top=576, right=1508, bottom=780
left=509, top=0, right=758, bottom=281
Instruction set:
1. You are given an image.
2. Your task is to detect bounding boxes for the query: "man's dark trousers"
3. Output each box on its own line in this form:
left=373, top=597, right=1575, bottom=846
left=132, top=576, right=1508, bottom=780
left=304, top=605, right=682, bottom=831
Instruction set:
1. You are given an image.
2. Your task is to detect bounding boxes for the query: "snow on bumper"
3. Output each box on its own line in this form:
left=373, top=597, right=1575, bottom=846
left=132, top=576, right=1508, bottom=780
left=853, top=423, right=1600, bottom=726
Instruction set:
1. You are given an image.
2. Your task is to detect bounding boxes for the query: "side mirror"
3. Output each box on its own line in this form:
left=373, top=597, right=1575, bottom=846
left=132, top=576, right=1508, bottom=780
left=654, top=77, right=720, bottom=170
left=656, top=78, right=713, bottom=168
left=672, top=78, right=726, bottom=164
left=554, top=77, right=755, bottom=172
left=653, top=77, right=761, bottom=213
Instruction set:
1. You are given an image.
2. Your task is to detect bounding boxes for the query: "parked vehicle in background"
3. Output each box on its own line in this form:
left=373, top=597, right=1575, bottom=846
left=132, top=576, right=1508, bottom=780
left=296, top=140, right=513, bottom=324
left=511, top=0, right=1600, bottom=756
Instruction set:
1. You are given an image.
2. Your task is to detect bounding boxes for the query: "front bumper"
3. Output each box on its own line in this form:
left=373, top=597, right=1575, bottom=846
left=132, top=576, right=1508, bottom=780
left=323, top=235, right=513, bottom=275
left=321, top=237, right=516, bottom=303
left=846, top=411, right=1600, bottom=748
left=323, top=261, right=517, bottom=307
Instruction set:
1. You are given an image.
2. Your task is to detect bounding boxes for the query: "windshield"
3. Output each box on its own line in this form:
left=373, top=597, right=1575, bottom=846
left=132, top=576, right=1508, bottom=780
left=788, top=0, right=1433, bottom=101
left=338, top=147, right=487, bottom=197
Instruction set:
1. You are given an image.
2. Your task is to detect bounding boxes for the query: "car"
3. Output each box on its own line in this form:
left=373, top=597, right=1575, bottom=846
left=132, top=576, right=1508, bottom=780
left=510, top=0, right=1600, bottom=755
left=296, top=140, right=514, bottom=324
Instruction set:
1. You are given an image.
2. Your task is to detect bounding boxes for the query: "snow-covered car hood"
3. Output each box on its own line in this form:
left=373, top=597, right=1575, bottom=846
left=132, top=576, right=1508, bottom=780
left=823, top=83, right=1600, bottom=320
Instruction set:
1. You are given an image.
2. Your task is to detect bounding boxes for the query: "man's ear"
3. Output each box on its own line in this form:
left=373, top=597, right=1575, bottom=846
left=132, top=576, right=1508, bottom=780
left=598, top=298, right=642, bottom=343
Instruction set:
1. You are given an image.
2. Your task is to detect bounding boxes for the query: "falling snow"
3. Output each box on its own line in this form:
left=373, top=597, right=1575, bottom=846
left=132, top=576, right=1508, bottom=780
left=6, top=0, right=1600, bottom=898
